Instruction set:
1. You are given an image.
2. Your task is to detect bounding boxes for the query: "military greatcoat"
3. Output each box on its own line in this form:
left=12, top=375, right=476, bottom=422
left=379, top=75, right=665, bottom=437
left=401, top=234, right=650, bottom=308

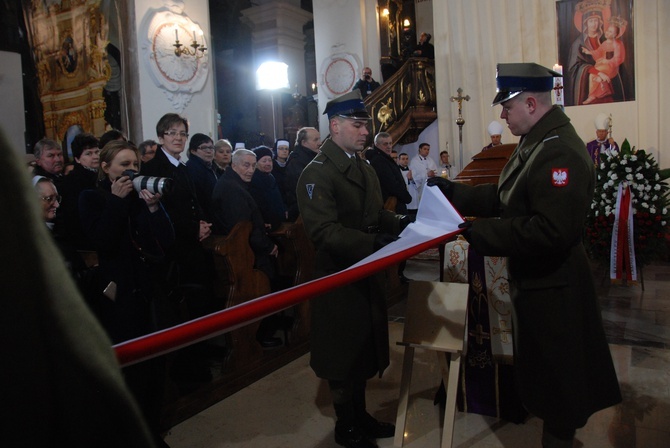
left=449, top=106, right=621, bottom=428
left=296, top=138, right=400, bottom=381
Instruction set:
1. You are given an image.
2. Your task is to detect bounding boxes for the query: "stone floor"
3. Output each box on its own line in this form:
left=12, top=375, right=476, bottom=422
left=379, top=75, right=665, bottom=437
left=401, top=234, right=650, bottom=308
left=164, top=258, right=670, bottom=448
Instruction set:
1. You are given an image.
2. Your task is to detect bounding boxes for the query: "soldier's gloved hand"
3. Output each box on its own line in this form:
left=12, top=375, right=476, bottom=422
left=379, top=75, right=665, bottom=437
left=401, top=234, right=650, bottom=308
left=374, top=233, right=399, bottom=250
left=427, top=177, right=454, bottom=200
left=458, top=220, right=473, bottom=242
left=399, top=214, right=416, bottom=231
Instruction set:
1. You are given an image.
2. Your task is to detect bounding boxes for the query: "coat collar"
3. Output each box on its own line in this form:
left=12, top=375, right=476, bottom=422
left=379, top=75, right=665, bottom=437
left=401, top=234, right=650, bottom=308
left=498, top=106, right=570, bottom=189
left=320, top=139, right=366, bottom=189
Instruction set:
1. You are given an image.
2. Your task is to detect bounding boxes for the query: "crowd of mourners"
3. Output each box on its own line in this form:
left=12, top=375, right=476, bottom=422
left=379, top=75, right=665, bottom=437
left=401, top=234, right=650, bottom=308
left=29, top=113, right=322, bottom=447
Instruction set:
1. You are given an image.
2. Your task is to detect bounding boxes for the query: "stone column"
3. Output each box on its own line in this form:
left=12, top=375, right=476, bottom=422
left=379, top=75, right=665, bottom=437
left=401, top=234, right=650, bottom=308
left=241, top=0, right=313, bottom=143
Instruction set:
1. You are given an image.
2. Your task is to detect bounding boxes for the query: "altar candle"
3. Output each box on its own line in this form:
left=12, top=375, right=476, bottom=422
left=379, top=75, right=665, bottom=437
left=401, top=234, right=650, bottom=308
left=193, top=29, right=197, bottom=41
left=175, top=27, right=179, bottom=41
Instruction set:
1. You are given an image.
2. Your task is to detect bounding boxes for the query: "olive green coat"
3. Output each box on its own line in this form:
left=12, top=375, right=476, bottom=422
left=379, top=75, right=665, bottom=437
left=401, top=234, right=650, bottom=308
left=296, top=138, right=400, bottom=381
left=450, top=106, right=621, bottom=428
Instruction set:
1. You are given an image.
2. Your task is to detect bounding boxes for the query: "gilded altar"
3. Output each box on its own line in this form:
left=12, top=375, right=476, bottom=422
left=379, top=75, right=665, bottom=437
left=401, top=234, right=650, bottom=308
left=24, top=0, right=111, bottom=145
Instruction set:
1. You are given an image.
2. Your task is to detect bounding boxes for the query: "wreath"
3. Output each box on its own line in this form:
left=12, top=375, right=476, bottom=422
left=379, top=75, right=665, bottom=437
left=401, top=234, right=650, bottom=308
left=584, top=139, right=669, bottom=269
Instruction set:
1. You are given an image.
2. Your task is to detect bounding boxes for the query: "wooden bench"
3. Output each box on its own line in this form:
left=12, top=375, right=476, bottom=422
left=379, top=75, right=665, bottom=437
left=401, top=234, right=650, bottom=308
left=269, top=216, right=315, bottom=342
left=203, top=221, right=270, bottom=368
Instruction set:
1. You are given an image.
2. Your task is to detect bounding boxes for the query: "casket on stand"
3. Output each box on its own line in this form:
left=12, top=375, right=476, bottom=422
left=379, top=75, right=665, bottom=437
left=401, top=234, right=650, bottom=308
left=443, top=143, right=527, bottom=423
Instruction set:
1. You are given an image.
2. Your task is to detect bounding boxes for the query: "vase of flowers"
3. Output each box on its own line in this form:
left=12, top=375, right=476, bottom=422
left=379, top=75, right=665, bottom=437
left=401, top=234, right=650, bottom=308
left=584, top=139, right=669, bottom=272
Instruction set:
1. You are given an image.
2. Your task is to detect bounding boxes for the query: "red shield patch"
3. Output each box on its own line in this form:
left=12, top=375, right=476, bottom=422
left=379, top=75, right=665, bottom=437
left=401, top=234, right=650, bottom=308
left=551, top=168, right=568, bottom=187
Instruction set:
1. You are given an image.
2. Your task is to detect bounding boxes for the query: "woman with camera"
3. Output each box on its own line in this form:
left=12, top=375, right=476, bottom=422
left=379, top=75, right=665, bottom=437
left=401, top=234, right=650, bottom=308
left=79, top=140, right=174, bottom=447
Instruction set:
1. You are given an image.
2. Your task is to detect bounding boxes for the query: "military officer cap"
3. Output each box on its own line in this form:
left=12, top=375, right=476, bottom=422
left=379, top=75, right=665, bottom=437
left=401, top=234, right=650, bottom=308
left=323, top=90, right=371, bottom=120
left=492, top=63, right=562, bottom=106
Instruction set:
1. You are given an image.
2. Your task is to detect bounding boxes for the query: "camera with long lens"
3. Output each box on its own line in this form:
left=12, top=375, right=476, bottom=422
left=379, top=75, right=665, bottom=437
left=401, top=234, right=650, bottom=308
left=122, top=170, right=173, bottom=195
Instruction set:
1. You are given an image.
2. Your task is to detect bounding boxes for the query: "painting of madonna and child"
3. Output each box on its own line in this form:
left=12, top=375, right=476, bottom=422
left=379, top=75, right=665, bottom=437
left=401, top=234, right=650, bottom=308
left=557, top=0, right=635, bottom=106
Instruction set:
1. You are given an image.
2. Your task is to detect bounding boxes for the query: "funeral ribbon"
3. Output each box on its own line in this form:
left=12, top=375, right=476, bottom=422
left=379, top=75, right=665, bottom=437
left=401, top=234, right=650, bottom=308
left=609, top=182, right=637, bottom=282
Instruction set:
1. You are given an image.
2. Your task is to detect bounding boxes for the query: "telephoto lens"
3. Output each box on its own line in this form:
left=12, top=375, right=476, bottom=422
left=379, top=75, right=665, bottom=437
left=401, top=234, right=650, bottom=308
left=121, top=170, right=173, bottom=195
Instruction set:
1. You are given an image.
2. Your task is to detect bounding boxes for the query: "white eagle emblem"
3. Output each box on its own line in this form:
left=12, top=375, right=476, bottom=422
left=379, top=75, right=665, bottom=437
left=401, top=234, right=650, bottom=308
left=551, top=168, right=568, bottom=187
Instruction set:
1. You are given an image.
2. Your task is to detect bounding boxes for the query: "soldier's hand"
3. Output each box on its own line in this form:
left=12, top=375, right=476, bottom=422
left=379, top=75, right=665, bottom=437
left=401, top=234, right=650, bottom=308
left=399, top=214, right=416, bottom=232
left=427, top=177, right=454, bottom=200
left=374, top=233, right=399, bottom=251
left=458, top=220, right=473, bottom=242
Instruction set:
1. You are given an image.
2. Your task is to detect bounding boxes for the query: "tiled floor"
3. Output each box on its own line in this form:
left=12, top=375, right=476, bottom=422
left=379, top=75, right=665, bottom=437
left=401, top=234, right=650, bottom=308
left=165, top=258, right=670, bottom=448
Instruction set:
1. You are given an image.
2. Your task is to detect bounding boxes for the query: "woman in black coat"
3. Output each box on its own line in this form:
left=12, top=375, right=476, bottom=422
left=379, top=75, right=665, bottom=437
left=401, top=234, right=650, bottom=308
left=58, top=132, right=100, bottom=249
left=79, top=140, right=175, bottom=446
left=79, top=140, right=174, bottom=343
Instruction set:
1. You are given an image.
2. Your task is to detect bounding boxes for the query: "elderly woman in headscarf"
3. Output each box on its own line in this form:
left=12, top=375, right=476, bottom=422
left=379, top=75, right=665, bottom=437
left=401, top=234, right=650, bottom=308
left=249, top=145, right=288, bottom=231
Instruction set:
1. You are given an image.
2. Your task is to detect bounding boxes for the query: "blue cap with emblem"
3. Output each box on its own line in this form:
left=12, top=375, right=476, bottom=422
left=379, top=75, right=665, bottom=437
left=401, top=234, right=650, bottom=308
left=492, top=63, right=562, bottom=106
left=323, top=90, right=371, bottom=120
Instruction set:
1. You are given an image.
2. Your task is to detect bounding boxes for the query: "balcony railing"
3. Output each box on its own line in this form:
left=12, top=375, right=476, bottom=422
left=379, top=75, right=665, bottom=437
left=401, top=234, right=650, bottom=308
left=365, top=57, right=437, bottom=145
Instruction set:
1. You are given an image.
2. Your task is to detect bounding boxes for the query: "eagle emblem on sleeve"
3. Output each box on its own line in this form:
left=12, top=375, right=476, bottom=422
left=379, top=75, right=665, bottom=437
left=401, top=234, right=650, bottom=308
left=551, top=168, right=568, bottom=187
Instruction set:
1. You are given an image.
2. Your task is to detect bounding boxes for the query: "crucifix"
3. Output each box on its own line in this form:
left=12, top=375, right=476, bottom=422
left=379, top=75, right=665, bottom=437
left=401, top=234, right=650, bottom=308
left=450, top=87, right=470, bottom=172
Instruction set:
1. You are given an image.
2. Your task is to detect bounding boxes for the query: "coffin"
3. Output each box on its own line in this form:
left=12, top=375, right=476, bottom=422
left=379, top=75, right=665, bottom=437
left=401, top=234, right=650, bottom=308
left=453, top=143, right=515, bottom=185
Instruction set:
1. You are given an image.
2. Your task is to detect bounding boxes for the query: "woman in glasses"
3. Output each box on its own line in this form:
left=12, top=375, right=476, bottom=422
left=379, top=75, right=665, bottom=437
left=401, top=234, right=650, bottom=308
left=33, top=175, right=61, bottom=226
left=186, top=133, right=218, bottom=220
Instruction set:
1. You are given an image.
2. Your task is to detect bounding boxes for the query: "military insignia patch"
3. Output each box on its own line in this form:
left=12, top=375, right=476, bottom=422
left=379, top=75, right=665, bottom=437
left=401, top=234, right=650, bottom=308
left=551, top=168, right=568, bottom=187
left=306, top=183, right=315, bottom=199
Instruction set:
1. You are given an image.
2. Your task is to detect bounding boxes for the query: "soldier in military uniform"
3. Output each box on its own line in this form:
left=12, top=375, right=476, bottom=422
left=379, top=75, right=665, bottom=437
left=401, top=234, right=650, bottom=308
left=429, top=63, right=621, bottom=448
left=296, top=90, right=407, bottom=448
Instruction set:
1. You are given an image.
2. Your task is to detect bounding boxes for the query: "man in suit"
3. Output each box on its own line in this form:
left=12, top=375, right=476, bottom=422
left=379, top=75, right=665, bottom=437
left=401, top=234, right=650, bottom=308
left=429, top=63, right=621, bottom=448
left=297, top=90, right=407, bottom=448
left=366, top=132, right=411, bottom=214
left=284, top=126, right=321, bottom=221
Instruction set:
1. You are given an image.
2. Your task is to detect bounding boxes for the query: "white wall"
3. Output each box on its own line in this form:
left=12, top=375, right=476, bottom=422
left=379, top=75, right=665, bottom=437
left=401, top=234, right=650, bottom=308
left=313, top=0, right=381, bottom=133
left=134, top=0, right=216, bottom=156
left=430, top=0, right=669, bottom=169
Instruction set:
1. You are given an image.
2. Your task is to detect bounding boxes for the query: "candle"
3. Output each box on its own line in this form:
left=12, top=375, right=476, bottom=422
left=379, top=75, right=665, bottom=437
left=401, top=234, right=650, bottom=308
left=193, top=29, right=197, bottom=41
left=175, top=27, right=179, bottom=41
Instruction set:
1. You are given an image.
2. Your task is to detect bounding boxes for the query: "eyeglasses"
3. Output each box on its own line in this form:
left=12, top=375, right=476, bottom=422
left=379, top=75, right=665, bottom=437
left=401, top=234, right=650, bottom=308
left=41, top=195, right=62, bottom=204
left=164, top=130, right=189, bottom=139
left=197, top=145, right=214, bottom=152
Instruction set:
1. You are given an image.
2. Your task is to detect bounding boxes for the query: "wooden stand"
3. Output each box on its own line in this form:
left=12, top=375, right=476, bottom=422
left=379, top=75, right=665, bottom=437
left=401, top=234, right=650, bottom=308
left=394, top=281, right=469, bottom=448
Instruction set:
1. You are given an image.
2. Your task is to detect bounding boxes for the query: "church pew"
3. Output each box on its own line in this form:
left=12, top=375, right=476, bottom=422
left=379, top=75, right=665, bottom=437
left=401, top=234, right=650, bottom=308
left=202, top=221, right=268, bottom=369
left=269, top=216, right=314, bottom=342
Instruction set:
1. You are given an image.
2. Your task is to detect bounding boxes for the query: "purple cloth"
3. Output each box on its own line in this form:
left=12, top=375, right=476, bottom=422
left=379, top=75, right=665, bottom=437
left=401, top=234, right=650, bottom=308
left=586, top=138, right=618, bottom=166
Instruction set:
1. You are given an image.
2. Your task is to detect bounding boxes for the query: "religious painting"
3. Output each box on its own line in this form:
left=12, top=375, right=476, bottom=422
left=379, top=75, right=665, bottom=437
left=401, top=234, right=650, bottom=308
left=58, top=35, right=78, bottom=75
left=556, top=0, right=635, bottom=106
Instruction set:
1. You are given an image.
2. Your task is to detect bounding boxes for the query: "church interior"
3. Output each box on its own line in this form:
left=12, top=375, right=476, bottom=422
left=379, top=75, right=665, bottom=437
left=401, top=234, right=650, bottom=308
left=1, top=0, right=669, bottom=447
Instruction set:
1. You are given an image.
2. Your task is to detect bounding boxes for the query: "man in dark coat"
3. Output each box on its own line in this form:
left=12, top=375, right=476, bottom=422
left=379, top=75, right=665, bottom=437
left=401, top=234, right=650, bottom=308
left=412, top=32, right=434, bottom=59
left=32, top=138, right=65, bottom=184
left=297, top=90, right=405, bottom=448
left=366, top=131, right=411, bottom=214
left=352, top=67, right=380, bottom=99
left=284, top=126, right=321, bottom=221
left=210, top=148, right=283, bottom=348
left=429, top=63, right=621, bottom=448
